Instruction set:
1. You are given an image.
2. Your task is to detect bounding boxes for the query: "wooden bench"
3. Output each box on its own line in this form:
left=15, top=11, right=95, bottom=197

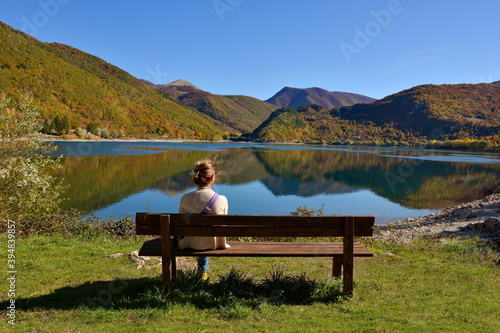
left=136, top=213, right=375, bottom=294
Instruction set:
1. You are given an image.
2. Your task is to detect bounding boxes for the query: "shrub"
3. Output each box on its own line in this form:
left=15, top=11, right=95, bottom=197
left=75, top=127, right=87, bottom=139
left=71, top=214, right=136, bottom=238
left=290, top=204, right=325, bottom=217
left=98, top=127, right=109, bottom=138
left=0, top=94, right=66, bottom=234
left=212, top=268, right=257, bottom=300
left=313, top=277, right=345, bottom=303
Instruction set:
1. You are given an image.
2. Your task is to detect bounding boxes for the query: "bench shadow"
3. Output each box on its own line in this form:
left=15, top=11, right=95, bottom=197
left=1, top=277, right=164, bottom=311
left=2, top=272, right=347, bottom=312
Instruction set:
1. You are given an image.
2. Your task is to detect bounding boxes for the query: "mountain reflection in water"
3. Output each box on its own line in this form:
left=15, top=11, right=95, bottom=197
left=52, top=142, right=499, bottom=224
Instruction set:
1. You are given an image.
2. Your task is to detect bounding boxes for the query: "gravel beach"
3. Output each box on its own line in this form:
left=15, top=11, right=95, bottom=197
left=374, top=193, right=500, bottom=245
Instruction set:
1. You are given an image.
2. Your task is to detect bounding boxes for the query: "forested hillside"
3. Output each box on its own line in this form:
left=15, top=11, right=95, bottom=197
left=149, top=83, right=277, bottom=134
left=337, top=83, right=500, bottom=140
left=249, top=83, right=500, bottom=150
left=0, top=22, right=222, bottom=139
left=247, top=104, right=412, bottom=144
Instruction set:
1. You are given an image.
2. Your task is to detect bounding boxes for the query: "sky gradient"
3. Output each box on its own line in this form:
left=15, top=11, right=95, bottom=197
left=1, top=0, right=499, bottom=100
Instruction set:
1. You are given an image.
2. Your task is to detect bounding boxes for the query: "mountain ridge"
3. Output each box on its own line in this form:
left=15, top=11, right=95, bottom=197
left=249, top=83, right=500, bottom=148
left=149, top=82, right=277, bottom=134
left=266, top=86, right=376, bottom=109
left=336, top=83, right=500, bottom=138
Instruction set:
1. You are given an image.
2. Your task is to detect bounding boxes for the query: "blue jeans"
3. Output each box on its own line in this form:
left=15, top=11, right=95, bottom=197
left=197, top=256, right=209, bottom=273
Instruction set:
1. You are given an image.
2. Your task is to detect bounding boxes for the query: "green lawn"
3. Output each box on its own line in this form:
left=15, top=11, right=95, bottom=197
left=1, top=233, right=499, bottom=332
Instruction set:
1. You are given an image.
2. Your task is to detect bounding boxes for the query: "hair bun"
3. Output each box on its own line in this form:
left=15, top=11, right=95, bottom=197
left=192, top=159, right=217, bottom=186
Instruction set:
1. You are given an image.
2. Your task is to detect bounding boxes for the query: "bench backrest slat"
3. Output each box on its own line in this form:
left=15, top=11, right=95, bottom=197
left=136, top=213, right=374, bottom=237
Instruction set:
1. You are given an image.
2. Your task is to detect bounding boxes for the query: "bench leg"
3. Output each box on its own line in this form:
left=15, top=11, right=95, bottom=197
left=160, top=215, right=173, bottom=291
left=172, top=256, right=177, bottom=279
left=332, top=257, right=342, bottom=277
left=343, top=217, right=354, bottom=295
left=162, top=256, right=173, bottom=290
left=343, top=257, right=354, bottom=296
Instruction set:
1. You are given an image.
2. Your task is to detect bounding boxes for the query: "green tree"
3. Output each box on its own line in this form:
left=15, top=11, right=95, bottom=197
left=53, top=115, right=70, bottom=135
left=61, top=116, right=71, bottom=134
left=86, top=122, right=98, bottom=135
left=42, top=118, right=54, bottom=134
left=53, top=115, right=63, bottom=134
left=0, top=94, right=66, bottom=233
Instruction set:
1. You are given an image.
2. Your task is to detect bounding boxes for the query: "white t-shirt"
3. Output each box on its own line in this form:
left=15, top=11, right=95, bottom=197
left=178, top=187, right=230, bottom=250
left=179, top=187, right=228, bottom=215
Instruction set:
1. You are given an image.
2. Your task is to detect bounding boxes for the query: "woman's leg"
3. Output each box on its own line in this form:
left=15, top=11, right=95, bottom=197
left=197, top=256, right=209, bottom=273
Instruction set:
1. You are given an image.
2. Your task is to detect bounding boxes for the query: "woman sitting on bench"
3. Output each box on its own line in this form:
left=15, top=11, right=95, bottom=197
left=178, top=158, right=230, bottom=281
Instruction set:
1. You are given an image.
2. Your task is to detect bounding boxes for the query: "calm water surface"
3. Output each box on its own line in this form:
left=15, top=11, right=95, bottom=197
left=52, top=141, right=500, bottom=224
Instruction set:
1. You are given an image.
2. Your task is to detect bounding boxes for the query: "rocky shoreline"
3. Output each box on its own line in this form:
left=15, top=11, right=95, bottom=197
left=374, top=193, right=500, bottom=245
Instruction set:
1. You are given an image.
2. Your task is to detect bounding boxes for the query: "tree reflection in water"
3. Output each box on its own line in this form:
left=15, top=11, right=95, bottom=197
left=52, top=142, right=499, bottom=222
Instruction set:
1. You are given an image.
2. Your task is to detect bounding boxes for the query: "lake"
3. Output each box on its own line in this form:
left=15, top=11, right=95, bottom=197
left=51, top=141, right=500, bottom=224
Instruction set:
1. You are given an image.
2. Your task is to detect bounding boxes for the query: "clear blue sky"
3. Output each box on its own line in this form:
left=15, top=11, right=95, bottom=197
left=1, top=0, right=499, bottom=100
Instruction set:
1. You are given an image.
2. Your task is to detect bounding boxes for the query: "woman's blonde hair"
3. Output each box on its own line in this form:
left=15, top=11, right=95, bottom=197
left=192, top=158, right=218, bottom=186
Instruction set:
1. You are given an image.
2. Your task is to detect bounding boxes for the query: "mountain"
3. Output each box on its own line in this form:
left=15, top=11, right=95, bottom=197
left=247, top=104, right=384, bottom=144
left=142, top=79, right=201, bottom=91
left=150, top=82, right=277, bottom=134
left=162, top=79, right=200, bottom=90
left=336, top=83, right=500, bottom=138
left=266, top=86, right=376, bottom=109
left=0, top=22, right=222, bottom=139
left=249, top=83, right=500, bottom=147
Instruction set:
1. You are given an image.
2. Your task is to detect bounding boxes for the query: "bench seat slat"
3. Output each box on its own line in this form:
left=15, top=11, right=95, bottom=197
left=138, top=239, right=374, bottom=258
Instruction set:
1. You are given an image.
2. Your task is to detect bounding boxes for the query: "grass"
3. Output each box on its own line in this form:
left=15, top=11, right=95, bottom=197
left=0, top=233, right=499, bottom=332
